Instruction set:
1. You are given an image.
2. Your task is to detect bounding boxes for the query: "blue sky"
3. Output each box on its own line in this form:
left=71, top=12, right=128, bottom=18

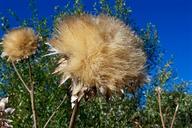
left=129, top=0, right=192, bottom=81
left=0, top=0, right=191, bottom=80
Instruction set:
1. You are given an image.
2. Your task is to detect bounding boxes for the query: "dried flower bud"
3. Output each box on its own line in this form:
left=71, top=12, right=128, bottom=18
left=48, top=14, right=148, bottom=105
left=1, top=27, right=38, bottom=62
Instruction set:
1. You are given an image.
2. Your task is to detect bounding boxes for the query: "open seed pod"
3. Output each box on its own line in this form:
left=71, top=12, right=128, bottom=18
left=1, top=27, right=38, bottom=62
left=48, top=14, right=148, bottom=107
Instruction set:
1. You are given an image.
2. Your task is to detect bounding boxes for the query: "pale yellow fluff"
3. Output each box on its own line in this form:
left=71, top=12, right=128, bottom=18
left=49, top=14, right=147, bottom=100
left=1, top=27, right=38, bottom=62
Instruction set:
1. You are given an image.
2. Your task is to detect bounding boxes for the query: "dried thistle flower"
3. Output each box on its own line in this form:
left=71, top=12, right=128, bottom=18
left=1, top=27, right=38, bottom=62
left=48, top=14, right=147, bottom=106
left=0, top=97, right=15, bottom=128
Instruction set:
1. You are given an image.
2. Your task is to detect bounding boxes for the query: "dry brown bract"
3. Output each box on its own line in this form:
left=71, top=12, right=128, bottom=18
left=0, top=97, right=15, bottom=128
left=48, top=14, right=148, bottom=106
left=1, top=27, right=38, bottom=62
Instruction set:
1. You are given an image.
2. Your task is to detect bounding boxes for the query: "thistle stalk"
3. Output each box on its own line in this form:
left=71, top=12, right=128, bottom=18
left=43, top=95, right=67, bottom=128
left=12, top=61, right=38, bottom=128
left=12, top=62, right=30, bottom=93
left=28, top=60, right=38, bottom=128
left=170, top=104, right=179, bottom=128
left=156, top=87, right=166, bottom=128
left=69, top=100, right=80, bottom=128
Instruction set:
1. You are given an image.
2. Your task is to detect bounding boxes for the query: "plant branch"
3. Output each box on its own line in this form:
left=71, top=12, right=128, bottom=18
left=134, top=121, right=142, bottom=128
left=69, top=99, right=81, bottom=128
left=157, top=90, right=166, bottom=128
left=12, top=62, right=31, bottom=93
left=43, top=95, right=67, bottom=128
left=170, top=104, right=179, bottom=128
left=12, top=61, right=38, bottom=127
left=28, top=60, right=38, bottom=128
left=30, top=89, right=37, bottom=128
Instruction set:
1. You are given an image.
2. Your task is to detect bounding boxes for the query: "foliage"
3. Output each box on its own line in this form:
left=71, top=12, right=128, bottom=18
left=0, top=0, right=191, bottom=128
